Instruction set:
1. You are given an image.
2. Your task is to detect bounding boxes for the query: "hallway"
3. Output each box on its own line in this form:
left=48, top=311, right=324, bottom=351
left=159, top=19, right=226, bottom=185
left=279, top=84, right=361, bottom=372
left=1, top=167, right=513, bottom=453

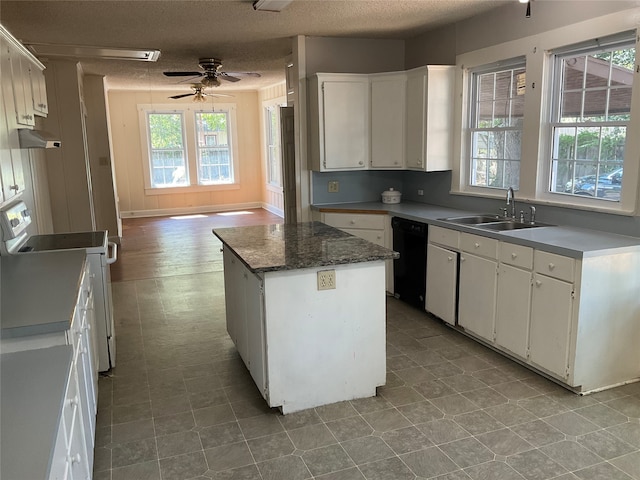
left=94, top=210, right=640, bottom=480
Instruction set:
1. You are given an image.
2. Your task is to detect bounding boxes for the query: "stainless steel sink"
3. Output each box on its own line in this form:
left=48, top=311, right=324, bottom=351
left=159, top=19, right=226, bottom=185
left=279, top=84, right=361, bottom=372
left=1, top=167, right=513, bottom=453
left=476, top=221, right=542, bottom=231
left=441, top=214, right=501, bottom=225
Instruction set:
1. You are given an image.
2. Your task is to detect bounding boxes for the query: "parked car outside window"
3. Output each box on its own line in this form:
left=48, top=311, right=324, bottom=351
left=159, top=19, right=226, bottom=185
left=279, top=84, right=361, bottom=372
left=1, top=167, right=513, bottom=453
left=564, top=168, right=622, bottom=200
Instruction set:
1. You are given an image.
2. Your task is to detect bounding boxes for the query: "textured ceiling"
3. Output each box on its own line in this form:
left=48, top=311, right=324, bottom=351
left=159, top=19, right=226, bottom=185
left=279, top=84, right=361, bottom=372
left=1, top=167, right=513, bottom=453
left=0, top=0, right=509, bottom=93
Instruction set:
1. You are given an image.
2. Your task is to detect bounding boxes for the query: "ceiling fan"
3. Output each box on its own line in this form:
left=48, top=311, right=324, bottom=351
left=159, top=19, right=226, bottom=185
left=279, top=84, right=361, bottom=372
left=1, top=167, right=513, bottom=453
left=163, top=57, right=261, bottom=87
left=169, top=83, right=233, bottom=102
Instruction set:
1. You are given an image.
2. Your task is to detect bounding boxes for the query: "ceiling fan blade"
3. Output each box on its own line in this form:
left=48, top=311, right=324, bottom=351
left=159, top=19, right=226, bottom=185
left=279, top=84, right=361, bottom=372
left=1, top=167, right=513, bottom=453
left=224, top=72, right=262, bottom=78
left=219, top=73, right=241, bottom=83
left=163, top=71, right=203, bottom=77
left=205, top=93, right=234, bottom=98
left=169, top=93, right=195, bottom=99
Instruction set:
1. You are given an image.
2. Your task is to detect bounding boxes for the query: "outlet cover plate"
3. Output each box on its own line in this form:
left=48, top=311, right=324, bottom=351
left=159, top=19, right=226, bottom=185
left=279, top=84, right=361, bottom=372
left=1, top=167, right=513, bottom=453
left=328, top=181, right=339, bottom=193
left=317, top=269, right=336, bottom=290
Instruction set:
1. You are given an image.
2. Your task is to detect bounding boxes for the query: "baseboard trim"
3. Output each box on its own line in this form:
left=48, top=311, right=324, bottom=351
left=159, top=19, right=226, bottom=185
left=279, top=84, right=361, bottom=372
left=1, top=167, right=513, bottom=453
left=120, top=202, right=264, bottom=218
left=262, top=202, right=284, bottom=218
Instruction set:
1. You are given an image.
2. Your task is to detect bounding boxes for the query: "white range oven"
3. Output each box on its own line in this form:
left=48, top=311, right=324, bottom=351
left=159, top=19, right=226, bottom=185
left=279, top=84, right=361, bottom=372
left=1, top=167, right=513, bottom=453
left=0, top=200, right=117, bottom=371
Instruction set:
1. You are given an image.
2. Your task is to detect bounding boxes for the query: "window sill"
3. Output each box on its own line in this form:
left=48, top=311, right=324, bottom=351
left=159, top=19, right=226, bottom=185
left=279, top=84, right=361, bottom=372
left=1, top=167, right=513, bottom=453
left=144, top=183, right=241, bottom=196
left=449, top=188, right=636, bottom=217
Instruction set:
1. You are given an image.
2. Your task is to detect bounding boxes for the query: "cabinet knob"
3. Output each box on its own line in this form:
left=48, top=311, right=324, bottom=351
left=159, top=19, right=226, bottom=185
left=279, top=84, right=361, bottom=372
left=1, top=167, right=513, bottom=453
left=548, top=263, right=555, bottom=270
left=70, top=453, right=81, bottom=465
left=460, top=257, right=465, bottom=262
left=69, top=396, right=79, bottom=407
left=535, top=280, right=542, bottom=287
left=349, top=220, right=356, bottom=225
left=447, top=256, right=453, bottom=262
left=474, top=242, right=480, bottom=249
left=511, top=253, right=517, bottom=259
left=358, top=161, right=364, bottom=166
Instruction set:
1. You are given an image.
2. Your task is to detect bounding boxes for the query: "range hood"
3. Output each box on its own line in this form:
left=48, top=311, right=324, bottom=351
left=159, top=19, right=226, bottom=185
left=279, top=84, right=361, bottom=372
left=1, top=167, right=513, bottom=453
left=18, top=129, right=61, bottom=149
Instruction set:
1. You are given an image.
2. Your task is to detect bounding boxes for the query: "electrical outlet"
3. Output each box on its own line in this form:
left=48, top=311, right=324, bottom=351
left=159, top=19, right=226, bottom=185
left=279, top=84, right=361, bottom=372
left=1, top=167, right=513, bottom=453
left=317, top=269, right=336, bottom=290
left=417, top=189, right=424, bottom=196
left=328, top=181, right=339, bottom=193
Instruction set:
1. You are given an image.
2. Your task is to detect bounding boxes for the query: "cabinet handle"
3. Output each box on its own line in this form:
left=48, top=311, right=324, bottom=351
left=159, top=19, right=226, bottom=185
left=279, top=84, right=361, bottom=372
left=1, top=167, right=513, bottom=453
left=474, top=242, right=480, bottom=249
left=69, top=396, right=79, bottom=407
left=70, top=453, right=82, bottom=465
left=535, top=280, right=542, bottom=287
left=511, top=253, right=517, bottom=259
left=548, top=263, right=555, bottom=270
left=460, top=256, right=465, bottom=262
left=447, top=256, right=453, bottom=262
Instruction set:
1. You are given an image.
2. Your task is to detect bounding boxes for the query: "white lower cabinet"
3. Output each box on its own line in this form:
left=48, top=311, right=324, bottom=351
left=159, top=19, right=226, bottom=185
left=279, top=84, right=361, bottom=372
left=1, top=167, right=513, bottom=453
left=529, top=272, right=574, bottom=379
left=222, top=247, right=267, bottom=395
left=458, top=252, right=497, bottom=341
left=495, top=263, right=532, bottom=359
left=425, top=243, right=457, bottom=326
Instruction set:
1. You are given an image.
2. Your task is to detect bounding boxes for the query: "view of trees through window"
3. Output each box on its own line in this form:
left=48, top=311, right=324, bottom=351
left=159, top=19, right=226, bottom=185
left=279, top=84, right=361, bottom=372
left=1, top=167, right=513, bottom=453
left=196, top=112, right=232, bottom=184
left=550, top=41, right=634, bottom=201
left=148, top=113, right=188, bottom=187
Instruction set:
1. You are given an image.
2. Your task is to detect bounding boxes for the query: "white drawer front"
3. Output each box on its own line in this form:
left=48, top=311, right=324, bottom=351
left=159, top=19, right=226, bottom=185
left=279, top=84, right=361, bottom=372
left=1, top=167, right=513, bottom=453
left=429, top=225, right=459, bottom=249
left=323, top=212, right=385, bottom=230
left=534, top=251, right=575, bottom=282
left=460, top=232, right=498, bottom=259
left=342, top=228, right=385, bottom=247
left=499, top=242, right=533, bottom=269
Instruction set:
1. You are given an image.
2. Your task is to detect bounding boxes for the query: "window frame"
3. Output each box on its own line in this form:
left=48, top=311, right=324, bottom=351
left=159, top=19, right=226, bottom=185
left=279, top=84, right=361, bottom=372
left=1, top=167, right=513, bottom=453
left=145, top=111, right=189, bottom=188
left=546, top=33, right=635, bottom=204
left=138, top=103, right=240, bottom=195
left=264, top=102, right=284, bottom=188
left=467, top=57, right=527, bottom=192
left=452, top=11, right=640, bottom=216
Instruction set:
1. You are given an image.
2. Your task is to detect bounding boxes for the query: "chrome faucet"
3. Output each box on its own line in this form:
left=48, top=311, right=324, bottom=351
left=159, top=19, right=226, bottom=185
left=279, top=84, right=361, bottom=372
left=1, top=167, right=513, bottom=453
left=506, top=187, right=516, bottom=219
left=529, top=206, right=536, bottom=224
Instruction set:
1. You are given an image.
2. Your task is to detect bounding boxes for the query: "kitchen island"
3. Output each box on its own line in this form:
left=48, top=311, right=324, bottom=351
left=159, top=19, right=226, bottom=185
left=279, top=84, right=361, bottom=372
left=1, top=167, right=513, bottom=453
left=213, top=221, right=398, bottom=414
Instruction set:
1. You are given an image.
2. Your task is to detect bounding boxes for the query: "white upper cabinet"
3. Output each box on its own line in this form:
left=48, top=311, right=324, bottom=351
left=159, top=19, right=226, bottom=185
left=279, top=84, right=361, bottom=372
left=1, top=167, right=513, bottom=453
left=370, top=73, right=406, bottom=169
left=405, top=66, right=455, bottom=172
left=308, top=66, right=454, bottom=172
left=308, top=73, right=370, bottom=171
left=29, top=65, right=48, bottom=115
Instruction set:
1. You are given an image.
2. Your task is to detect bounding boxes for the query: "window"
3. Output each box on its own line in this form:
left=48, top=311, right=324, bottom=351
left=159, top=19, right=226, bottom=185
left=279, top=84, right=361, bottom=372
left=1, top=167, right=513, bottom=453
left=147, top=113, right=188, bottom=188
left=196, top=111, right=233, bottom=184
left=469, top=60, right=526, bottom=190
left=139, top=104, right=239, bottom=193
left=265, top=105, right=282, bottom=187
left=549, top=34, right=635, bottom=202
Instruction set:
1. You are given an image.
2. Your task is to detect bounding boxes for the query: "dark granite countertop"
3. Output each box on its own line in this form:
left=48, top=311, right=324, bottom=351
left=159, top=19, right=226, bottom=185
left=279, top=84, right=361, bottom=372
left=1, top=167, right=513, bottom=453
left=213, top=221, right=398, bottom=273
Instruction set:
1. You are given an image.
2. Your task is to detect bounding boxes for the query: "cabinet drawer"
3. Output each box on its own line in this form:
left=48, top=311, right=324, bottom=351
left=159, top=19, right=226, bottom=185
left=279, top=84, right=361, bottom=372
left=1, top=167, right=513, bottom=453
left=460, top=232, right=498, bottom=259
left=323, top=212, right=385, bottom=230
left=429, top=225, right=459, bottom=249
left=62, top=366, right=79, bottom=441
left=499, top=242, right=533, bottom=269
left=342, top=228, right=385, bottom=247
left=534, top=251, right=575, bottom=282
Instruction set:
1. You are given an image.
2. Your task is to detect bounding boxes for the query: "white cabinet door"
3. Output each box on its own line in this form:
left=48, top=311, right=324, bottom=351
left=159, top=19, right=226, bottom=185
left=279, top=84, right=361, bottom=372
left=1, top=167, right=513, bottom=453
left=495, top=263, right=531, bottom=358
left=245, top=271, right=267, bottom=397
left=10, top=51, right=35, bottom=126
left=370, top=74, right=405, bottom=169
left=405, top=66, right=454, bottom=172
left=322, top=80, right=369, bottom=170
left=29, top=65, right=48, bottom=115
left=458, top=252, right=497, bottom=341
left=425, top=243, right=457, bottom=325
left=223, top=249, right=240, bottom=345
left=530, top=273, right=574, bottom=379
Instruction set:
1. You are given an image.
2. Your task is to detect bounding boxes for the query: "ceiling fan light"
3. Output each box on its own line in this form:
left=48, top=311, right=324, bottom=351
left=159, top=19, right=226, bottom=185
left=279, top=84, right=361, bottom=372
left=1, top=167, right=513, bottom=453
left=193, top=91, right=206, bottom=102
left=201, top=76, right=221, bottom=87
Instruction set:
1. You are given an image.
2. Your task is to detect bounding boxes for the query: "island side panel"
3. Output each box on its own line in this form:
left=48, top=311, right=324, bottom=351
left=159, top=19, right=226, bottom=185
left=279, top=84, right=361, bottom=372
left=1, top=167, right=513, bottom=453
left=263, top=261, right=387, bottom=414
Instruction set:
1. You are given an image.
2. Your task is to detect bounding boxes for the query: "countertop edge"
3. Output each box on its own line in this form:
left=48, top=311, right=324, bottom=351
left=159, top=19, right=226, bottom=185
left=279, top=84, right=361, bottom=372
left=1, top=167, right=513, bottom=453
left=313, top=202, right=640, bottom=259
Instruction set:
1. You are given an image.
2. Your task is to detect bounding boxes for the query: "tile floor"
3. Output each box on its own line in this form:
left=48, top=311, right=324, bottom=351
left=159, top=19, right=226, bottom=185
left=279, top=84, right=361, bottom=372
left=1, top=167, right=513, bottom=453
left=94, top=237, right=640, bottom=480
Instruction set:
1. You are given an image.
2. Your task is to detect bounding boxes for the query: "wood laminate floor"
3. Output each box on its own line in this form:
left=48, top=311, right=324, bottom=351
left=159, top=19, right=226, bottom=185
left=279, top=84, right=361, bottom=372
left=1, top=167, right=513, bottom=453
left=94, top=209, right=640, bottom=480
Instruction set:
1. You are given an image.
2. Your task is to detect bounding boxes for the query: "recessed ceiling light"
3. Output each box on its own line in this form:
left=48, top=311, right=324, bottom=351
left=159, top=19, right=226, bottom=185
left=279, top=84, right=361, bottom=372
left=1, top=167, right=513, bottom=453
left=25, top=43, right=161, bottom=62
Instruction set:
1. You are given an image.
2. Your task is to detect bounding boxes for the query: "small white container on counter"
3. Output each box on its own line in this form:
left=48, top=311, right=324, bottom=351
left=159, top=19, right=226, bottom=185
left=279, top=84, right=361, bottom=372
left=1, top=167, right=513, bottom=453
left=381, top=188, right=402, bottom=204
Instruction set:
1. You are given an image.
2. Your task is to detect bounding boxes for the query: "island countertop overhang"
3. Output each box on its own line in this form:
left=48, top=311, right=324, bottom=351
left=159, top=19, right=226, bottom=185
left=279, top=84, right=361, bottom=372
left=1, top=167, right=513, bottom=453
left=212, top=221, right=398, bottom=273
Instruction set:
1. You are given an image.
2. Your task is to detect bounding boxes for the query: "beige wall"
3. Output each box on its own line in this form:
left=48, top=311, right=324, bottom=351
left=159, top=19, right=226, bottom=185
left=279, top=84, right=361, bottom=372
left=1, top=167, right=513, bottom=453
left=108, top=90, right=264, bottom=216
left=258, top=82, right=286, bottom=216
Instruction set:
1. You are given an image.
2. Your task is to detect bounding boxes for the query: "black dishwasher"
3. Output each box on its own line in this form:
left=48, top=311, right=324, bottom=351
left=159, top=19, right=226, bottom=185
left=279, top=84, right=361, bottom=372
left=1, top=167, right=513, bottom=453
left=392, top=217, right=428, bottom=309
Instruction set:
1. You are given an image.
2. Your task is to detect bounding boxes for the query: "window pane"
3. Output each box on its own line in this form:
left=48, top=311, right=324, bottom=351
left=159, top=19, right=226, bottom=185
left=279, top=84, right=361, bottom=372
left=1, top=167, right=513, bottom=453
left=550, top=37, right=634, bottom=201
left=265, top=106, right=283, bottom=187
left=469, top=62, right=525, bottom=189
left=196, top=111, right=232, bottom=184
left=147, top=113, right=187, bottom=188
